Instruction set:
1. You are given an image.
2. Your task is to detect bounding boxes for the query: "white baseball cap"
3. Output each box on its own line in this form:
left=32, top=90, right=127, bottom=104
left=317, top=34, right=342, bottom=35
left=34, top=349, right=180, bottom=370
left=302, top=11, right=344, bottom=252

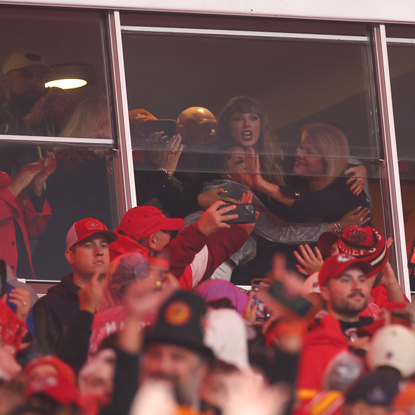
left=3, top=50, right=53, bottom=75
left=367, top=324, right=415, bottom=378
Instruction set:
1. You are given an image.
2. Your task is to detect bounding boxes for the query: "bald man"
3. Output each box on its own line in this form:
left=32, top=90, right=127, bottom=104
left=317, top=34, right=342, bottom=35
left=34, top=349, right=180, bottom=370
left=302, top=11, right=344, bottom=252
left=175, top=107, right=218, bottom=172
left=177, top=107, right=217, bottom=148
left=134, top=106, right=227, bottom=217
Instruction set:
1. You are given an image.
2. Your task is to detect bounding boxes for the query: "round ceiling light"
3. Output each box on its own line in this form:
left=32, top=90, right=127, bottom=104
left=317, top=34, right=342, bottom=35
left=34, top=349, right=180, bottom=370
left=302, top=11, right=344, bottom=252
left=45, top=78, right=87, bottom=89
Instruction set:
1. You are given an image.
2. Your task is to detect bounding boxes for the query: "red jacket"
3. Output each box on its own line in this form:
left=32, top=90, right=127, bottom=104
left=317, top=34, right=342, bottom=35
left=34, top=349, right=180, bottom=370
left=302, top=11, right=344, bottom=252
left=296, top=315, right=348, bottom=394
left=0, top=172, right=52, bottom=278
left=109, top=223, right=249, bottom=290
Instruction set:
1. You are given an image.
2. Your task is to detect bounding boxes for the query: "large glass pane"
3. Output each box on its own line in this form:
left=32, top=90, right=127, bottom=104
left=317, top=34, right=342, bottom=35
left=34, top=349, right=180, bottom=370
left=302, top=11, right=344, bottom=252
left=121, top=14, right=383, bottom=283
left=0, top=142, right=117, bottom=281
left=0, top=7, right=113, bottom=144
left=387, top=25, right=415, bottom=290
left=0, top=7, right=118, bottom=281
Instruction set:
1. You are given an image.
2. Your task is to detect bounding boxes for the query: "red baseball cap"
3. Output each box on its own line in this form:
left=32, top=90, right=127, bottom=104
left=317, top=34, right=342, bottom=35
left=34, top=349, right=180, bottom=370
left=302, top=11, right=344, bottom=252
left=318, top=253, right=373, bottom=287
left=23, top=355, right=76, bottom=384
left=25, top=373, right=79, bottom=405
left=338, top=226, right=389, bottom=277
left=119, top=206, right=184, bottom=241
left=129, top=109, right=177, bottom=139
left=66, top=218, right=117, bottom=250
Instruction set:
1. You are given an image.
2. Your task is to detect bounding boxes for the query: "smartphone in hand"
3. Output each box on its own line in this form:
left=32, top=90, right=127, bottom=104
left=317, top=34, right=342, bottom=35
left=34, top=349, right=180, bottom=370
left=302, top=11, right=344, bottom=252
left=251, top=278, right=271, bottom=322
left=218, top=203, right=256, bottom=225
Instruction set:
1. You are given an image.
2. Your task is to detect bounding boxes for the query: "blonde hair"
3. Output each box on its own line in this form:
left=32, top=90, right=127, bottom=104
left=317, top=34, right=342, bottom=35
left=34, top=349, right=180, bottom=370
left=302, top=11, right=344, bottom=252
left=60, top=96, right=110, bottom=138
left=302, top=123, right=350, bottom=189
left=217, top=96, right=285, bottom=186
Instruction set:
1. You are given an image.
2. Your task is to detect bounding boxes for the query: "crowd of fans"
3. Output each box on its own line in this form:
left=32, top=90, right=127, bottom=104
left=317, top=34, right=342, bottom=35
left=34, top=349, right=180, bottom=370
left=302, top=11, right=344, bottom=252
left=1, top=50, right=414, bottom=415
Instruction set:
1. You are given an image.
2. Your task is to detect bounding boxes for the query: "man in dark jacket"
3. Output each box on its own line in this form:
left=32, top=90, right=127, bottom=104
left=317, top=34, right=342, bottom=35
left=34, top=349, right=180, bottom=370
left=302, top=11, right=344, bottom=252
left=32, top=218, right=117, bottom=354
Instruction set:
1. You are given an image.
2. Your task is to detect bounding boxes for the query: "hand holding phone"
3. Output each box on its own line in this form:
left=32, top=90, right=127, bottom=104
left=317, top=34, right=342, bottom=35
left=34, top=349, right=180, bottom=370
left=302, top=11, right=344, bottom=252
left=218, top=203, right=256, bottom=225
left=251, top=279, right=271, bottom=322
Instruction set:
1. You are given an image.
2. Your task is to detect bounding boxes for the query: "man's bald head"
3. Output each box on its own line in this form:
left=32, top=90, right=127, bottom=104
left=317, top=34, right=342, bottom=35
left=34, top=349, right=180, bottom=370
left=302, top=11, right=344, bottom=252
left=176, top=107, right=217, bottom=148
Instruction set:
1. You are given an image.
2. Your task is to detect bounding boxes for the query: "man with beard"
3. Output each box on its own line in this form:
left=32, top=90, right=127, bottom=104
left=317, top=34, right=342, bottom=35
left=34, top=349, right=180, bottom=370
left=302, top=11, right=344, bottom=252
left=0, top=51, right=73, bottom=175
left=296, top=253, right=374, bottom=395
left=104, top=286, right=213, bottom=415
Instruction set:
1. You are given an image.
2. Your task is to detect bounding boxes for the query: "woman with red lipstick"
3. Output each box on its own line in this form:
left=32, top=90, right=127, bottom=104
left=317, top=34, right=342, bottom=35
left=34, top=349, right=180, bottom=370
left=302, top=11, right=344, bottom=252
left=216, top=96, right=286, bottom=188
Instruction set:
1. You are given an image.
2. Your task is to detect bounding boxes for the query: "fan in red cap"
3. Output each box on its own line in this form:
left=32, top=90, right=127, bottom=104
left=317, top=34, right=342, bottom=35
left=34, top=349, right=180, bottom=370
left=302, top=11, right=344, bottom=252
left=337, top=225, right=406, bottom=312
left=32, top=218, right=118, bottom=355
left=302, top=225, right=405, bottom=317
left=296, top=253, right=376, bottom=396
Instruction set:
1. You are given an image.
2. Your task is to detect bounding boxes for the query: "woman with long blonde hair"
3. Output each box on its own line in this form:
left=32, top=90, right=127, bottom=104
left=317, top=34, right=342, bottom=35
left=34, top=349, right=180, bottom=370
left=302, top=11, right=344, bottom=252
left=241, top=122, right=370, bottom=226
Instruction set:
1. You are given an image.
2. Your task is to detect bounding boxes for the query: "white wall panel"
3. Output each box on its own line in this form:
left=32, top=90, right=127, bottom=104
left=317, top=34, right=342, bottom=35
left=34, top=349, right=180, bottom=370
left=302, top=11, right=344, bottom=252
left=2, top=0, right=415, bottom=24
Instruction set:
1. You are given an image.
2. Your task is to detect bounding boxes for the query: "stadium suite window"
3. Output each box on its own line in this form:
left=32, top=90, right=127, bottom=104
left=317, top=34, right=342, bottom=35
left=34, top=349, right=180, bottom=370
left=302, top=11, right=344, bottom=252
left=0, top=7, right=117, bottom=281
left=121, top=12, right=387, bottom=280
left=387, top=25, right=415, bottom=289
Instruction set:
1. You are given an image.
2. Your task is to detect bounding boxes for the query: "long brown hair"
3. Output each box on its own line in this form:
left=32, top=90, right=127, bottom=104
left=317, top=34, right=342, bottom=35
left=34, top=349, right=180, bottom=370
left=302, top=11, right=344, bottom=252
left=217, top=96, right=285, bottom=186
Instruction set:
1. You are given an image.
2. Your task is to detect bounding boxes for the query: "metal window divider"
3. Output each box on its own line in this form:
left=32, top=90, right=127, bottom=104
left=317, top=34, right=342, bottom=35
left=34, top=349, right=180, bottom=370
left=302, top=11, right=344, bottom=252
left=107, top=10, right=137, bottom=218
left=372, top=24, right=411, bottom=299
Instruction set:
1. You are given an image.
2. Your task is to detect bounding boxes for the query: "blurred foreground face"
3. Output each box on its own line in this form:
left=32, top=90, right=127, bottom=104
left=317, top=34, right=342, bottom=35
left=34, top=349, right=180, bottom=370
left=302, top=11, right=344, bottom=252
left=202, top=370, right=236, bottom=410
left=142, top=343, right=207, bottom=404
left=26, top=364, right=59, bottom=381
left=0, top=346, right=22, bottom=380
left=83, top=360, right=115, bottom=399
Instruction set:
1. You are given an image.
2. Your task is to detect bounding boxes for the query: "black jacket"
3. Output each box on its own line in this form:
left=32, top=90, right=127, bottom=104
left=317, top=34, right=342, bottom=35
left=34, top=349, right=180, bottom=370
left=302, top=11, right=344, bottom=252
left=32, top=273, right=80, bottom=355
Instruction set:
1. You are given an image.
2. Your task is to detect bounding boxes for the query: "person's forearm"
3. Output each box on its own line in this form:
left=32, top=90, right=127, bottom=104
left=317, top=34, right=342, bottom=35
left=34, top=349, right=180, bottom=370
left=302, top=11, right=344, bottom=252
left=117, top=316, right=143, bottom=355
left=258, top=179, right=295, bottom=206
left=384, top=281, right=405, bottom=303
left=110, top=348, right=140, bottom=415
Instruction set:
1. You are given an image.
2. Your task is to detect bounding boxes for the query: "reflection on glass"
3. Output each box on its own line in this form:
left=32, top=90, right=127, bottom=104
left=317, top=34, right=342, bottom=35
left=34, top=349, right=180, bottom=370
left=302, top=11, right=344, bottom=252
left=387, top=29, right=415, bottom=289
left=0, top=7, right=111, bottom=140
left=0, top=150, right=55, bottom=280
left=0, top=141, right=115, bottom=280
left=124, top=23, right=382, bottom=281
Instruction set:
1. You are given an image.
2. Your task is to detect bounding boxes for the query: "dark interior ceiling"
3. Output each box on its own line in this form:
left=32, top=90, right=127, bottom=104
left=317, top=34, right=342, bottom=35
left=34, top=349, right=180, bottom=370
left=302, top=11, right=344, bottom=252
left=1, top=6, right=415, bottom=161
left=0, top=7, right=109, bottom=105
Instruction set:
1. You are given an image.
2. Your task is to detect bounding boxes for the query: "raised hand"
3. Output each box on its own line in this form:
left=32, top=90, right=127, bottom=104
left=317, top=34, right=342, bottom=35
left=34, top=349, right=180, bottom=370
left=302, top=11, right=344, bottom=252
left=242, top=291, right=258, bottom=324
left=197, top=201, right=238, bottom=236
left=338, top=206, right=370, bottom=231
left=237, top=147, right=264, bottom=190
left=43, top=87, right=75, bottom=128
left=30, top=151, right=56, bottom=196
left=293, top=244, right=324, bottom=276
left=6, top=161, right=44, bottom=197
left=118, top=277, right=177, bottom=354
left=149, top=134, right=184, bottom=177
left=345, top=164, right=367, bottom=196
left=8, top=288, right=31, bottom=323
